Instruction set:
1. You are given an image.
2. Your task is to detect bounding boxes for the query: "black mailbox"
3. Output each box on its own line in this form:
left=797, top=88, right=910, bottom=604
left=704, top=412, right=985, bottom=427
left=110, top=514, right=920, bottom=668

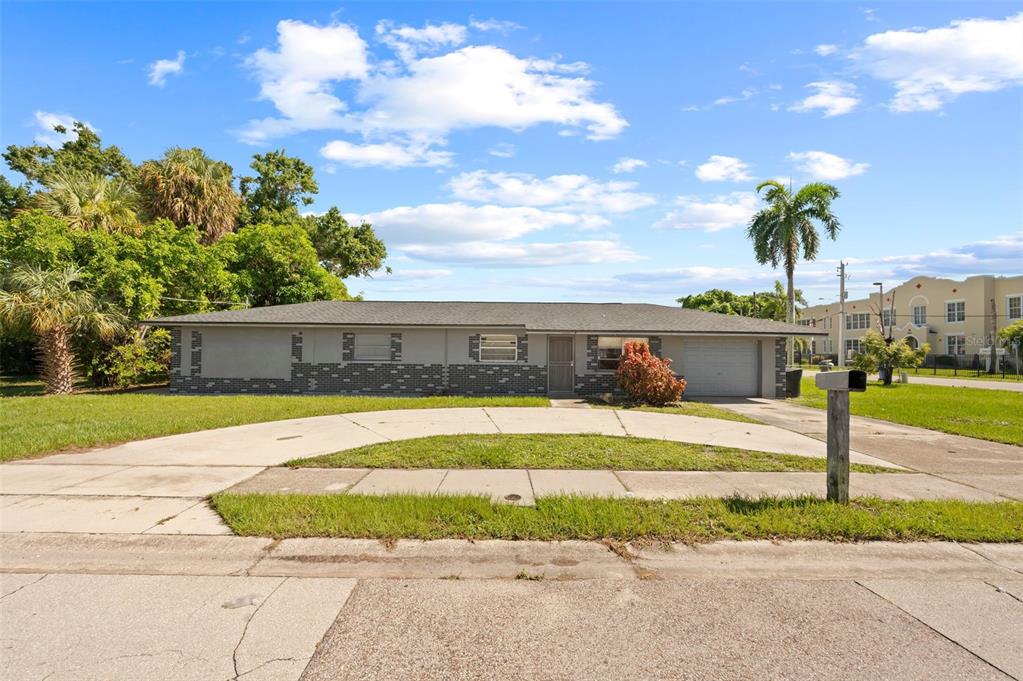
left=814, top=369, right=867, bottom=392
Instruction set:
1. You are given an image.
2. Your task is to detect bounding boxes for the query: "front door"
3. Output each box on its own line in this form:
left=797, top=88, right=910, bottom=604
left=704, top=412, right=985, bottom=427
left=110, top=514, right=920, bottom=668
left=548, top=336, right=575, bottom=394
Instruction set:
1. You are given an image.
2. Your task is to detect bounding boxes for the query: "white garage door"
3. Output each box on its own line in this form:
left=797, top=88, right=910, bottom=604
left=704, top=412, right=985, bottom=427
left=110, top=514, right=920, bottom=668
left=681, top=338, right=760, bottom=397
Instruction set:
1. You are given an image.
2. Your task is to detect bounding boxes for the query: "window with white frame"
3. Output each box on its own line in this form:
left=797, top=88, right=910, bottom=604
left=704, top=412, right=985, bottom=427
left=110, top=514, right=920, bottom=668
left=353, top=333, right=391, bottom=361
left=881, top=309, right=895, bottom=328
left=945, top=300, right=965, bottom=323
left=597, top=336, right=648, bottom=371
left=1008, top=295, right=1022, bottom=321
left=479, top=334, right=517, bottom=362
left=845, top=313, right=870, bottom=330
left=353, top=333, right=388, bottom=359
left=844, top=339, right=861, bottom=356
left=946, top=334, right=966, bottom=356
left=912, top=305, right=927, bottom=326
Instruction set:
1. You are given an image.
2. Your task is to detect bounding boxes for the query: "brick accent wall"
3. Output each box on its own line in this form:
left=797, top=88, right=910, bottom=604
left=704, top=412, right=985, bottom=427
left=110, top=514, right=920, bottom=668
left=468, top=334, right=480, bottom=361
left=169, top=328, right=182, bottom=379
left=585, top=335, right=599, bottom=371
left=291, top=332, right=303, bottom=362
left=189, top=331, right=202, bottom=377
left=649, top=336, right=662, bottom=357
left=775, top=336, right=787, bottom=398
left=341, top=333, right=354, bottom=361
left=390, top=333, right=402, bottom=362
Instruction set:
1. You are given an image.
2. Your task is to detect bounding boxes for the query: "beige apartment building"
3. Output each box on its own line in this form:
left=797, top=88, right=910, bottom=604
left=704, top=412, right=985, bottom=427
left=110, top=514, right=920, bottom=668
left=799, top=274, right=1023, bottom=362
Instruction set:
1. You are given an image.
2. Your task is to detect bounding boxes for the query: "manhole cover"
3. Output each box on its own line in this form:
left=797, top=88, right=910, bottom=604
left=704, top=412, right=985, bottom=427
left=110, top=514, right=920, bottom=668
left=504, top=494, right=522, bottom=502
left=276, top=435, right=302, bottom=441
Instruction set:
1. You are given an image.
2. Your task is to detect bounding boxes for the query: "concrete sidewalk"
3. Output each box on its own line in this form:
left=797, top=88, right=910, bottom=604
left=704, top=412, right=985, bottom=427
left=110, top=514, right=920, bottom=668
left=224, top=467, right=1007, bottom=503
left=3, top=534, right=1022, bottom=681
left=804, top=368, right=1023, bottom=392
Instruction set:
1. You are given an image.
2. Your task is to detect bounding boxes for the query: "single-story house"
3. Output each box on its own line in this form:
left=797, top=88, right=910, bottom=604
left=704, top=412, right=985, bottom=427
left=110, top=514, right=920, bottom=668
left=146, top=301, right=824, bottom=398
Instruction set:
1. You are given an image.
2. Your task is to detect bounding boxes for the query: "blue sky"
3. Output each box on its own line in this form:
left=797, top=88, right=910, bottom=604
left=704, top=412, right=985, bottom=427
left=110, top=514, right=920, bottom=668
left=3, top=2, right=1021, bottom=304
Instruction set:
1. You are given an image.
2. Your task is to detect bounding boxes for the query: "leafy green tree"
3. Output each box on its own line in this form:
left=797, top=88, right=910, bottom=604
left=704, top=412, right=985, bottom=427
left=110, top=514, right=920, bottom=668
left=747, top=180, right=841, bottom=364
left=0, top=176, right=31, bottom=219
left=239, top=150, right=318, bottom=226
left=136, top=147, right=241, bottom=244
left=678, top=281, right=805, bottom=321
left=34, top=169, right=140, bottom=234
left=3, top=122, right=135, bottom=186
left=303, top=207, right=388, bottom=278
left=222, top=223, right=347, bottom=306
left=0, top=265, right=124, bottom=394
left=999, top=320, right=1023, bottom=348
left=850, top=330, right=928, bottom=386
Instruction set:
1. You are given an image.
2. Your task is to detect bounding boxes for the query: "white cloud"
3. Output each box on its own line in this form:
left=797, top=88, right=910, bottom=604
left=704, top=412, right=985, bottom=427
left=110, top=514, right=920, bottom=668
left=320, top=139, right=452, bottom=168
left=612, top=157, right=647, bottom=174
left=653, top=192, right=759, bottom=232
left=694, top=155, right=752, bottom=182
left=488, top=142, right=516, bottom=158
left=787, top=151, right=870, bottom=180
left=788, top=81, right=860, bottom=117
left=240, top=19, right=626, bottom=159
left=349, top=202, right=608, bottom=244
left=375, top=20, right=466, bottom=62
left=31, top=111, right=95, bottom=146
left=814, top=44, right=839, bottom=56
left=853, top=12, right=1023, bottom=112
left=241, top=20, right=369, bottom=143
left=400, top=240, right=641, bottom=267
left=836, top=234, right=1023, bottom=281
left=148, top=50, right=185, bottom=87
left=448, top=170, right=655, bottom=213
left=469, top=18, right=523, bottom=33
left=712, top=87, right=757, bottom=106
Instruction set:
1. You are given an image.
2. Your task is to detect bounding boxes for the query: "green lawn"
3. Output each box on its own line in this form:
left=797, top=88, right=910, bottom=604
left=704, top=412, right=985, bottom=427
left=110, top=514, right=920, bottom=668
left=288, top=433, right=892, bottom=473
left=792, top=378, right=1022, bottom=446
left=589, top=399, right=762, bottom=424
left=0, top=394, right=548, bottom=462
left=212, top=492, right=1023, bottom=543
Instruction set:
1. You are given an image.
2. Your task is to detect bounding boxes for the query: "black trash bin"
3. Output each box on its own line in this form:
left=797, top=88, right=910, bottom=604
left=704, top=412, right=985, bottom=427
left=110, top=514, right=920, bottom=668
left=785, top=368, right=803, bottom=398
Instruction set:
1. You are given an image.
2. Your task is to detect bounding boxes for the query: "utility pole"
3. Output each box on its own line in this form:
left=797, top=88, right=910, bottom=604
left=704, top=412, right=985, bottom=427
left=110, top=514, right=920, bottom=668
left=990, top=298, right=998, bottom=374
left=837, top=261, right=847, bottom=367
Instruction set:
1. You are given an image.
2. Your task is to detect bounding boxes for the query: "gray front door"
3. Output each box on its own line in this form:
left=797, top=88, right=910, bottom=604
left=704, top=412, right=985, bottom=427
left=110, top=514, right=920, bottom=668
left=548, top=336, right=575, bottom=394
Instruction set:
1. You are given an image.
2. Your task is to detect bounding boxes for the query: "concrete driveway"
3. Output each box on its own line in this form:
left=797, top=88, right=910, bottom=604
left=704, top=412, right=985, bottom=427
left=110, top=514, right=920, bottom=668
left=709, top=398, right=1023, bottom=500
left=1, top=406, right=909, bottom=534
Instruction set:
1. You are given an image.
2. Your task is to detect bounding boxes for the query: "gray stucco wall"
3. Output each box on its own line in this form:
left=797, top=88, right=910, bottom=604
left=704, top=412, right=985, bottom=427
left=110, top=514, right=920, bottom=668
left=168, top=325, right=786, bottom=398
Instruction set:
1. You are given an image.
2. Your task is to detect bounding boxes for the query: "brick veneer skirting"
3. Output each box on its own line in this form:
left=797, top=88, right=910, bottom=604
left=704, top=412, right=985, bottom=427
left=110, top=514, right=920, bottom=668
left=775, top=337, right=787, bottom=398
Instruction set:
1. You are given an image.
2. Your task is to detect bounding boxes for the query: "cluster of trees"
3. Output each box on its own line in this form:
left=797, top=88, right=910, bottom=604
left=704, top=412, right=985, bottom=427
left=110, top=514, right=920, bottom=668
left=0, top=122, right=387, bottom=393
left=678, top=281, right=807, bottom=322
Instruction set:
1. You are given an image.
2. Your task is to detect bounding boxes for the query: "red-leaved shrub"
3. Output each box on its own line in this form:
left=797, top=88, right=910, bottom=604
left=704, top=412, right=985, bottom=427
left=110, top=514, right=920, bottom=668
left=615, top=341, right=687, bottom=405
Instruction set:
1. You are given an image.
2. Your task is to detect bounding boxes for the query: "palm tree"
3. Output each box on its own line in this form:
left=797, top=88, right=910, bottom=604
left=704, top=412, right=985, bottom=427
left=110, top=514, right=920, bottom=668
left=747, top=180, right=841, bottom=365
left=136, top=147, right=241, bottom=243
left=0, top=266, right=123, bottom=394
left=34, top=169, right=141, bottom=234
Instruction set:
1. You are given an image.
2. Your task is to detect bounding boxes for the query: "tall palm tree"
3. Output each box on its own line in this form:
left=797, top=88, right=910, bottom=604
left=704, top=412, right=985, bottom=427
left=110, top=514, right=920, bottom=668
left=34, top=169, right=141, bottom=234
left=747, top=180, right=841, bottom=365
left=0, top=266, right=123, bottom=394
left=136, top=147, right=241, bottom=243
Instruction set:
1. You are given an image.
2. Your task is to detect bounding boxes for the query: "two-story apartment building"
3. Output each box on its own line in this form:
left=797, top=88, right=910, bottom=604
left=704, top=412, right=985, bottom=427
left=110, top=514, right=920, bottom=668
left=799, top=275, right=1023, bottom=361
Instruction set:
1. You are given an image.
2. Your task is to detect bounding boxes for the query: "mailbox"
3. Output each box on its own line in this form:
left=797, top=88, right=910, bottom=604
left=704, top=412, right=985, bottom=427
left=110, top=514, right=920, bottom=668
left=814, top=369, right=867, bottom=392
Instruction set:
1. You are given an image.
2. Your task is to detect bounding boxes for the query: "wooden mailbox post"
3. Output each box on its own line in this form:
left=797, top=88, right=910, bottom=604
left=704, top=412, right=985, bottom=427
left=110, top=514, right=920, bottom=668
left=813, top=370, right=867, bottom=503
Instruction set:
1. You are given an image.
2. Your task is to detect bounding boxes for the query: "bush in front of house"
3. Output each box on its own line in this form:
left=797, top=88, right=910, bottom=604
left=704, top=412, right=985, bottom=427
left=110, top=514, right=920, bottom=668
left=616, top=341, right=687, bottom=405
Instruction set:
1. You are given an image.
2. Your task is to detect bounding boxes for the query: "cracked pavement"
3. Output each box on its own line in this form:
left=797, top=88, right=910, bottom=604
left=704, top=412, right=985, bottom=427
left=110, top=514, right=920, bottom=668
left=2, top=536, right=1022, bottom=680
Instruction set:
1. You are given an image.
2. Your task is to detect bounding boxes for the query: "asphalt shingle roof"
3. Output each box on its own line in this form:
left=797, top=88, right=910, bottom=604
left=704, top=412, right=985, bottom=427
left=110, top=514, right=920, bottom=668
left=147, top=301, right=826, bottom=336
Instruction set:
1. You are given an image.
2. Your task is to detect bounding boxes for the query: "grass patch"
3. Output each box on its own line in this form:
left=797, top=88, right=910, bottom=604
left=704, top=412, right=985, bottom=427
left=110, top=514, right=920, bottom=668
left=792, top=378, right=1022, bottom=446
left=0, top=394, right=548, bottom=462
left=588, top=399, right=762, bottom=424
left=212, top=492, right=1023, bottom=543
left=288, top=433, right=892, bottom=473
